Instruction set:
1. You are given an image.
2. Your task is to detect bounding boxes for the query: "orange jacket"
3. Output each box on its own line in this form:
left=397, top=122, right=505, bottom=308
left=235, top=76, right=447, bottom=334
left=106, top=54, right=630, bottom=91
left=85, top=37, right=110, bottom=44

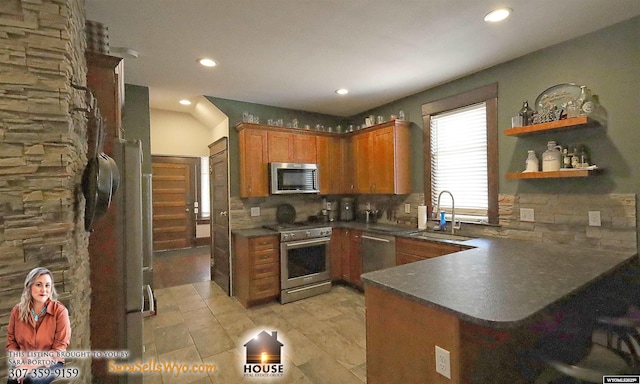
left=6, top=300, right=71, bottom=364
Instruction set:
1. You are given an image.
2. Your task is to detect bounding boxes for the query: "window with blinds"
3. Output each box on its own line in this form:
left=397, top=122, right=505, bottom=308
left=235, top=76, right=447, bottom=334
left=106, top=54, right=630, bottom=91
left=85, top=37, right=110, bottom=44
left=430, top=102, right=488, bottom=222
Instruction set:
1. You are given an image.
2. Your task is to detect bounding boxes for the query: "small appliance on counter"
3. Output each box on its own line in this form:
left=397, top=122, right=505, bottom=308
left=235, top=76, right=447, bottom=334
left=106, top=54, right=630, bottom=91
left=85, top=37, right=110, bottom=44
left=340, top=197, right=354, bottom=221
left=326, top=200, right=338, bottom=222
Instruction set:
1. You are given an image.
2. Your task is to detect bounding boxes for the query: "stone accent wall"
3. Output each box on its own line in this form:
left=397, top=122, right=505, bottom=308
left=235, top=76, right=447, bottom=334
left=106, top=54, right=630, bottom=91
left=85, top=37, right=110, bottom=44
left=230, top=194, right=423, bottom=229
left=0, top=0, right=91, bottom=381
left=488, top=193, right=637, bottom=252
left=232, top=193, right=637, bottom=253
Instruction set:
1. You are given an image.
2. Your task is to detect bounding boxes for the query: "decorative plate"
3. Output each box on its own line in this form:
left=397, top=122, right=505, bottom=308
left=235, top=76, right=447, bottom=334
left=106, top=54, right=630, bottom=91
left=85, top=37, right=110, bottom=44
left=534, top=83, right=582, bottom=114
left=276, top=203, right=296, bottom=224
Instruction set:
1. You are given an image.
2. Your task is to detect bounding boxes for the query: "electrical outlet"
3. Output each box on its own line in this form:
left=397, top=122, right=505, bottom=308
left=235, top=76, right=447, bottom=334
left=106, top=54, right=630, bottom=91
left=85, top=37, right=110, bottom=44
left=588, top=211, right=601, bottom=227
left=520, top=208, right=535, bottom=222
left=250, top=207, right=260, bottom=217
left=435, top=346, right=451, bottom=379
left=404, top=203, right=411, bottom=214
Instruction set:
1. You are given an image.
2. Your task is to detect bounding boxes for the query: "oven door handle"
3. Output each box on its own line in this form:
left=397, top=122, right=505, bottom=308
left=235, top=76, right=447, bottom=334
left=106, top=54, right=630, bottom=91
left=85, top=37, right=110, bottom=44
left=284, top=238, right=330, bottom=249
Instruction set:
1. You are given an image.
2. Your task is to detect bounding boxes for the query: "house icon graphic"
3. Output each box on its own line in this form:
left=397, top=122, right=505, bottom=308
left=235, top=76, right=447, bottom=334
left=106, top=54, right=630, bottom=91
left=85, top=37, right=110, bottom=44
left=244, top=330, right=283, bottom=364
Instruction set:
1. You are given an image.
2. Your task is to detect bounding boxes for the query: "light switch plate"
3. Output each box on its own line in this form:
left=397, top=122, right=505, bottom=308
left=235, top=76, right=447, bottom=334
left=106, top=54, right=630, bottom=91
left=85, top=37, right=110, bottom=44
left=588, top=211, right=601, bottom=226
left=520, top=208, right=535, bottom=222
left=404, top=203, right=411, bottom=214
left=250, top=207, right=260, bottom=217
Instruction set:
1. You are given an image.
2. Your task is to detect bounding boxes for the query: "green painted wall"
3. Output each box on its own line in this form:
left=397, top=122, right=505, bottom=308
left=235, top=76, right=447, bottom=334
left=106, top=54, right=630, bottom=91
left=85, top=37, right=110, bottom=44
left=355, top=16, right=640, bottom=196
left=122, top=84, right=152, bottom=174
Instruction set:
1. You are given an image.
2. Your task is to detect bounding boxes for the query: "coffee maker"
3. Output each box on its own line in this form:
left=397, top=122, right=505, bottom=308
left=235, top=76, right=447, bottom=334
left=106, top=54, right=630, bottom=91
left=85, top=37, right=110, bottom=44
left=327, top=201, right=338, bottom=222
left=340, top=197, right=354, bottom=221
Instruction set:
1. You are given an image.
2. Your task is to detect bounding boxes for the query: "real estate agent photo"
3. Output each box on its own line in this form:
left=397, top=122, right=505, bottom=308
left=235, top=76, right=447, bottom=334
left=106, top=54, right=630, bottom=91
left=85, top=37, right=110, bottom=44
left=6, top=267, right=71, bottom=384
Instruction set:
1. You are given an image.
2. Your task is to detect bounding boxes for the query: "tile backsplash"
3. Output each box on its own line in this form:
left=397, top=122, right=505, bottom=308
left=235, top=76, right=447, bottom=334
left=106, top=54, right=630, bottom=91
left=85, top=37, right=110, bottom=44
left=231, top=193, right=637, bottom=252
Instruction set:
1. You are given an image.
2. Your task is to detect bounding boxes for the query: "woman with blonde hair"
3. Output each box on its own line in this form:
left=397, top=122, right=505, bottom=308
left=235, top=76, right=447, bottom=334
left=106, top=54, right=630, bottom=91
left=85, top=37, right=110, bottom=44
left=6, top=267, right=71, bottom=384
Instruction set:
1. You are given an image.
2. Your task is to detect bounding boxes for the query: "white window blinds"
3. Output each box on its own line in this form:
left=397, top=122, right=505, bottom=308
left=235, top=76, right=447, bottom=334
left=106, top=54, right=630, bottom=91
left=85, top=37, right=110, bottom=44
left=430, top=102, right=488, bottom=222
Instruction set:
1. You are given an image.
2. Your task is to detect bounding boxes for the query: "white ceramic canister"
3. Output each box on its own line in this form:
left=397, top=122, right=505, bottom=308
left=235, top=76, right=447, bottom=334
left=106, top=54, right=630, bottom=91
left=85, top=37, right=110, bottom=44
left=542, top=141, right=562, bottom=172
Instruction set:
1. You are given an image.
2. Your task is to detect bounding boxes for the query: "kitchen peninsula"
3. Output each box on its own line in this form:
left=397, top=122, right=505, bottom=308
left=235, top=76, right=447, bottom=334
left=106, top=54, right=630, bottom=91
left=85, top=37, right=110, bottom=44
left=362, top=236, right=638, bottom=383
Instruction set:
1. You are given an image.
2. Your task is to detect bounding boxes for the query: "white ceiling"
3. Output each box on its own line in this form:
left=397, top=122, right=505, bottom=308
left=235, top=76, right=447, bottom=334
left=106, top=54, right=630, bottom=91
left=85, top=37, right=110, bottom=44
left=85, top=1, right=640, bottom=117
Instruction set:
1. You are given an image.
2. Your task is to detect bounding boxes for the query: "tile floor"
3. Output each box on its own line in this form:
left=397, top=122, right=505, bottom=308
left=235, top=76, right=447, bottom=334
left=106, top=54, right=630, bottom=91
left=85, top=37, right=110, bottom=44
left=153, top=246, right=211, bottom=289
left=142, top=281, right=367, bottom=384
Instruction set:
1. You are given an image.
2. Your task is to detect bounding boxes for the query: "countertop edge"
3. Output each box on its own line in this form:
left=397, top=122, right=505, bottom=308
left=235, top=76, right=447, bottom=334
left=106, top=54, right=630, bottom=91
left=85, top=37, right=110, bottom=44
left=362, top=250, right=638, bottom=329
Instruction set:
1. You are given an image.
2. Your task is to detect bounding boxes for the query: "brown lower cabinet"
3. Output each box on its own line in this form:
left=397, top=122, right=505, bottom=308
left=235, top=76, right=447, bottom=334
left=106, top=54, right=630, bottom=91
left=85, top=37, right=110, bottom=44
left=396, top=237, right=468, bottom=265
left=330, top=228, right=363, bottom=289
left=232, top=234, right=280, bottom=307
left=349, top=229, right=363, bottom=288
left=366, top=285, right=536, bottom=384
left=329, top=228, right=346, bottom=281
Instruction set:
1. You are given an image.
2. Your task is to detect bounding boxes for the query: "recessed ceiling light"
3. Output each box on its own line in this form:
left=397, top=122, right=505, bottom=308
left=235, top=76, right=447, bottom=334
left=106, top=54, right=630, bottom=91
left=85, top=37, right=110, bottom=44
left=335, top=89, right=349, bottom=95
left=198, top=58, right=217, bottom=67
left=179, top=99, right=192, bottom=105
left=484, top=8, right=512, bottom=22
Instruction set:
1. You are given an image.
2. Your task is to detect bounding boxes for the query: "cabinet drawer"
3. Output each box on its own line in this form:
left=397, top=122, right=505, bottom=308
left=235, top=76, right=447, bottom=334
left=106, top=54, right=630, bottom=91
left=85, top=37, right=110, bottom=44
left=251, top=262, right=279, bottom=280
left=251, top=249, right=279, bottom=265
left=249, top=236, right=279, bottom=252
left=250, top=275, right=279, bottom=300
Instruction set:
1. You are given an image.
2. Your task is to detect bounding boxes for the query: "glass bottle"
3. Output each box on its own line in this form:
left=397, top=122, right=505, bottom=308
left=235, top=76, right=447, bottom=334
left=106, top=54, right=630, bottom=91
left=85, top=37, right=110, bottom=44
left=525, top=150, right=539, bottom=172
left=579, top=146, right=589, bottom=168
left=542, top=141, right=562, bottom=171
left=576, top=86, right=595, bottom=116
left=562, top=147, right=572, bottom=169
left=571, top=146, right=580, bottom=168
left=519, top=101, right=533, bottom=126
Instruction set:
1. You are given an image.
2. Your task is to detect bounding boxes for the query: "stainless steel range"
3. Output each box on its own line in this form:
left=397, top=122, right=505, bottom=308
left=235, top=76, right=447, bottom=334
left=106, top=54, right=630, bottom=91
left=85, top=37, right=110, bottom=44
left=264, top=222, right=332, bottom=304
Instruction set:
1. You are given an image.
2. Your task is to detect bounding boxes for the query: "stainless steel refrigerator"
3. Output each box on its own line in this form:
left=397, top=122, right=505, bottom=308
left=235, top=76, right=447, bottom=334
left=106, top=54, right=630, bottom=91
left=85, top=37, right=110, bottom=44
left=113, top=139, right=154, bottom=384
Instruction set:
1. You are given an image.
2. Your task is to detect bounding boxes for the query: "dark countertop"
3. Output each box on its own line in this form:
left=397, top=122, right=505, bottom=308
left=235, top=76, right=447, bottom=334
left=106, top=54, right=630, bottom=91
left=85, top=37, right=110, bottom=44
left=231, top=221, right=414, bottom=238
left=361, top=236, right=638, bottom=329
left=231, top=227, right=278, bottom=238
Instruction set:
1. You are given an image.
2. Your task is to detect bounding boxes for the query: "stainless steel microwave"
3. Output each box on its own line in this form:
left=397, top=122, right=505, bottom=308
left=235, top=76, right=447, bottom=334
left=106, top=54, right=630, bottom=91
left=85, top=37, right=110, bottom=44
left=269, top=162, right=319, bottom=194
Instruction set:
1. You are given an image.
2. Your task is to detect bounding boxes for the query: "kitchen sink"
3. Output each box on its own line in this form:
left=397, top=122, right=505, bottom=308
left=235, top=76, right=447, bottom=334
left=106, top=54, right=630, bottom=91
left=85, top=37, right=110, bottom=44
left=406, top=230, right=476, bottom=242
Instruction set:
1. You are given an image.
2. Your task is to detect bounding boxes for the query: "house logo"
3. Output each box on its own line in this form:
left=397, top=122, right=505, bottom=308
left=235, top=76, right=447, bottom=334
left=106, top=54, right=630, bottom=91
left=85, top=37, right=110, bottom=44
left=243, top=330, right=284, bottom=377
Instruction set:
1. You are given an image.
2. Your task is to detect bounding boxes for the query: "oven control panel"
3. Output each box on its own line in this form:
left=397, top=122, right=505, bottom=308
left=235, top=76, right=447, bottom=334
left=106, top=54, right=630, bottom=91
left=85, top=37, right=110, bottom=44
left=281, top=227, right=332, bottom=241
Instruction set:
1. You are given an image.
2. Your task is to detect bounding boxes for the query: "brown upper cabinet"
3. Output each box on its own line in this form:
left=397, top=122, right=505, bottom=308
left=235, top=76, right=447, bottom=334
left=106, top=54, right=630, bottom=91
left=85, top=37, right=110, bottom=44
left=316, top=135, right=347, bottom=194
left=237, top=125, right=269, bottom=197
left=352, top=121, right=412, bottom=194
left=267, top=131, right=317, bottom=163
left=236, top=120, right=411, bottom=197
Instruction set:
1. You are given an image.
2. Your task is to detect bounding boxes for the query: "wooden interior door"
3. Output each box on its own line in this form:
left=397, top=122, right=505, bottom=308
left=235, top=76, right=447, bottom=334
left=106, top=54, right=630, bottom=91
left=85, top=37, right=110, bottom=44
left=209, top=138, right=231, bottom=295
left=151, top=156, right=197, bottom=251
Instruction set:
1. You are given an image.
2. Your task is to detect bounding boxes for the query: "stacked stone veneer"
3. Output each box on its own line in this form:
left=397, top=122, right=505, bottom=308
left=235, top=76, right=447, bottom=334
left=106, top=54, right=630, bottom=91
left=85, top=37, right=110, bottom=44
left=488, top=194, right=637, bottom=252
left=232, top=193, right=637, bottom=252
left=0, top=0, right=91, bottom=381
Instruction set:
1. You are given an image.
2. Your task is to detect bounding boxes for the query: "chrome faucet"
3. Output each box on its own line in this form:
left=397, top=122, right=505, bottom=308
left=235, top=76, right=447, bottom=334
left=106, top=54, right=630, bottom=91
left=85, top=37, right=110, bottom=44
left=434, top=190, right=461, bottom=234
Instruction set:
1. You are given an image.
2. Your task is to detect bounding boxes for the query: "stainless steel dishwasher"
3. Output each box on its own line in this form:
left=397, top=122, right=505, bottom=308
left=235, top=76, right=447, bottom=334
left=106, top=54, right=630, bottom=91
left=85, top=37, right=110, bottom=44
left=361, top=232, right=396, bottom=273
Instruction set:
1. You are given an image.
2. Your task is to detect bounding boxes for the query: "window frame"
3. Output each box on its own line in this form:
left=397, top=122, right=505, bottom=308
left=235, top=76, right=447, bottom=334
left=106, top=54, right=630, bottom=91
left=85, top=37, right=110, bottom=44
left=421, top=84, right=499, bottom=224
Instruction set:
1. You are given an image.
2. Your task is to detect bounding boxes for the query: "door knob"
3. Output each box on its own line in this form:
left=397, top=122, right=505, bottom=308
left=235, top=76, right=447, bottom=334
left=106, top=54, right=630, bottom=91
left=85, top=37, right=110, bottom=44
left=219, top=211, right=228, bottom=217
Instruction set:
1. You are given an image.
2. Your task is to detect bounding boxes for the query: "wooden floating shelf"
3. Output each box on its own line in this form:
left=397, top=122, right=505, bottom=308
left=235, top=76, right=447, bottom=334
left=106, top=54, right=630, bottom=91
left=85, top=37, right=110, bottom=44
left=506, top=168, right=600, bottom=179
left=504, top=116, right=594, bottom=136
